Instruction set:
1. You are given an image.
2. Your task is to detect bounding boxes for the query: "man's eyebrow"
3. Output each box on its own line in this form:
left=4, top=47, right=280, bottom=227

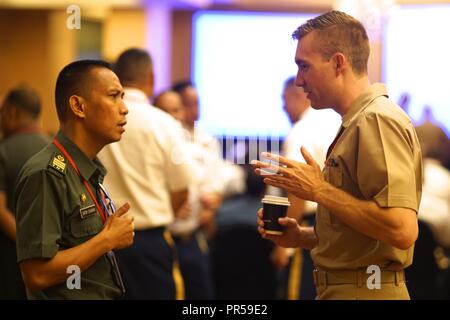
left=107, top=87, right=123, bottom=93
left=295, top=58, right=307, bottom=65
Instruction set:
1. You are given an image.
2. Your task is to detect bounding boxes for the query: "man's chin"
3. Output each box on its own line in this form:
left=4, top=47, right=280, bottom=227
left=107, top=134, right=123, bottom=144
left=310, top=103, right=330, bottom=110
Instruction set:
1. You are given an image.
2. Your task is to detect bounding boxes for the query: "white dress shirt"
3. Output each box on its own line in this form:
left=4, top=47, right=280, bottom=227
left=418, top=159, right=450, bottom=248
left=170, top=126, right=244, bottom=235
left=98, top=88, right=192, bottom=230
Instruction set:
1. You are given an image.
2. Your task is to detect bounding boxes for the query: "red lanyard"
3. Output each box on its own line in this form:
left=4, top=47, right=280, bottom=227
left=53, top=138, right=107, bottom=224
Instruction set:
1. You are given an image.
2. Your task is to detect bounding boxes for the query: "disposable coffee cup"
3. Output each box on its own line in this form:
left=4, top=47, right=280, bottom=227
left=261, top=195, right=291, bottom=235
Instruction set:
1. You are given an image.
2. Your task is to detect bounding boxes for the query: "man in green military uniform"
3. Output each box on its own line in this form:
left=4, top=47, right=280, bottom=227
left=0, top=86, right=50, bottom=299
left=253, top=11, right=422, bottom=299
left=14, top=60, right=134, bottom=299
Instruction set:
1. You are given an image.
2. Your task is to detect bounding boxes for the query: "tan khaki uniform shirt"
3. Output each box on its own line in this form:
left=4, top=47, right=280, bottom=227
left=311, top=83, right=423, bottom=271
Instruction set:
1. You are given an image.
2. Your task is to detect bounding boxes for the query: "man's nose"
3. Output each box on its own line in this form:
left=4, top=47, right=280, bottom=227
left=121, top=101, right=129, bottom=115
left=295, top=74, right=305, bottom=88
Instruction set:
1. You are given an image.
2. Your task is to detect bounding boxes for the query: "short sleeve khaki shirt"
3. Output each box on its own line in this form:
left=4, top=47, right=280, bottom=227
left=311, top=83, right=423, bottom=271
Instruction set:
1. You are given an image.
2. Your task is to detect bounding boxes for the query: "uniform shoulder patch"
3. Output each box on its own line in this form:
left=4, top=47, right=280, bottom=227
left=48, top=153, right=67, bottom=175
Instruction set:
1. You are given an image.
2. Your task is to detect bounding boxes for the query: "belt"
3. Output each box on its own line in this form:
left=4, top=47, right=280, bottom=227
left=313, top=268, right=405, bottom=288
left=172, top=233, right=194, bottom=243
left=136, top=226, right=166, bottom=235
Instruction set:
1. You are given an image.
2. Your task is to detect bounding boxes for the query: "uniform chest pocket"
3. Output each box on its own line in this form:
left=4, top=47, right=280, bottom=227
left=323, top=165, right=344, bottom=226
left=70, top=207, right=103, bottom=238
left=326, top=166, right=343, bottom=187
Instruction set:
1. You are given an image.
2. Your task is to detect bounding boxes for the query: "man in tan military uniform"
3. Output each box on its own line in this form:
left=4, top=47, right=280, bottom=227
left=253, top=11, right=422, bottom=300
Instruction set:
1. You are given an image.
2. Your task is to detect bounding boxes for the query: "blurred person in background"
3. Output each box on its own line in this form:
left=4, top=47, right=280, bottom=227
left=153, top=90, right=185, bottom=124
left=415, top=106, right=449, bottom=162
left=170, top=80, right=246, bottom=298
left=172, top=80, right=245, bottom=238
left=406, top=127, right=450, bottom=299
left=397, top=93, right=411, bottom=116
left=99, top=49, right=192, bottom=299
left=416, top=127, right=450, bottom=249
left=155, top=88, right=221, bottom=299
left=0, top=86, right=50, bottom=299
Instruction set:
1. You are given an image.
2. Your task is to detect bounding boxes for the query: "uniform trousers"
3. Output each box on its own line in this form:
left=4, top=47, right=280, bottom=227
left=115, top=227, right=183, bottom=300
left=173, top=231, right=214, bottom=299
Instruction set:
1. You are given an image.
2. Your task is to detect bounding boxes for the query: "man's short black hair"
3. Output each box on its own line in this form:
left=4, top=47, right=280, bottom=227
left=114, top=48, right=152, bottom=86
left=3, top=85, right=41, bottom=119
left=172, top=80, right=194, bottom=94
left=55, top=59, right=112, bottom=121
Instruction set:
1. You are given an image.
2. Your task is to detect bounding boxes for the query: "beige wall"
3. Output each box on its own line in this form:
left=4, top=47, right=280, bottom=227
left=102, top=9, right=146, bottom=62
left=0, top=8, right=146, bottom=134
left=46, top=10, right=77, bottom=134
left=0, top=9, right=61, bottom=135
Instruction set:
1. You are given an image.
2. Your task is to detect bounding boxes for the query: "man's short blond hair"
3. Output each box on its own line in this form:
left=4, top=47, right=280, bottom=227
left=293, top=10, right=370, bottom=76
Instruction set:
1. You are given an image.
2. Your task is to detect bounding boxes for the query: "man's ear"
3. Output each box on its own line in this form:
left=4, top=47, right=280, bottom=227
left=68, top=95, right=86, bottom=119
left=332, top=53, right=347, bottom=75
left=1, top=105, right=18, bottom=133
left=4, top=104, right=17, bottom=119
left=147, top=70, right=155, bottom=98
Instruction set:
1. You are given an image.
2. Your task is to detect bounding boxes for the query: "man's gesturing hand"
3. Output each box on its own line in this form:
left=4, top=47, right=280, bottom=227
left=251, top=146, right=326, bottom=202
left=102, top=202, right=134, bottom=250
